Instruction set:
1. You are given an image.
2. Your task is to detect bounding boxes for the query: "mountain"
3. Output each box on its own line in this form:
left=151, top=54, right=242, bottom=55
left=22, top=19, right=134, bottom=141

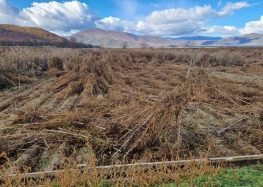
left=70, top=28, right=225, bottom=48
left=173, top=36, right=222, bottom=41
left=70, top=28, right=263, bottom=48
left=0, top=24, right=89, bottom=48
left=202, top=33, right=263, bottom=46
left=69, top=28, right=174, bottom=48
left=70, top=28, right=231, bottom=48
left=2, top=25, right=262, bottom=48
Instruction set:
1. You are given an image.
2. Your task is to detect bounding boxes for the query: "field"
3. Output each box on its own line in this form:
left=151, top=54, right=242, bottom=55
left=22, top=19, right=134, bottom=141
left=0, top=47, right=262, bottom=186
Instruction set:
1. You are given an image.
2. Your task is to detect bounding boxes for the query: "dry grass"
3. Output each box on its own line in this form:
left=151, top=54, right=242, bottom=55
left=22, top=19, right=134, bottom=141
left=0, top=25, right=90, bottom=48
left=0, top=47, right=262, bottom=186
left=0, top=152, right=223, bottom=186
left=48, top=57, right=64, bottom=71
left=0, top=24, right=66, bottom=43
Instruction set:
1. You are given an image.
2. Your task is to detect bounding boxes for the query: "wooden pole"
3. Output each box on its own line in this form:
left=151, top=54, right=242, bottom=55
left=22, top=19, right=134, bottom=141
left=1, top=154, right=263, bottom=181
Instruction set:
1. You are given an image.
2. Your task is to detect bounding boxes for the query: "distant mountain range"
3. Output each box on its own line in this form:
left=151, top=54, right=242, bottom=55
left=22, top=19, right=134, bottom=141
left=69, top=28, right=173, bottom=48
left=0, top=24, right=263, bottom=48
left=203, top=33, right=263, bottom=46
left=0, top=24, right=89, bottom=48
left=173, top=36, right=223, bottom=41
left=70, top=28, right=263, bottom=48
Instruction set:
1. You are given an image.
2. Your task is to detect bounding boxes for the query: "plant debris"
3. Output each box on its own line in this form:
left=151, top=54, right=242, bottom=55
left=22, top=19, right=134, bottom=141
left=0, top=47, right=262, bottom=172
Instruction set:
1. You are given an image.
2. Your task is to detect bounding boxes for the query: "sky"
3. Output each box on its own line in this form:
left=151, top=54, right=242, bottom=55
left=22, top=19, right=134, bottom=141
left=1, top=0, right=263, bottom=37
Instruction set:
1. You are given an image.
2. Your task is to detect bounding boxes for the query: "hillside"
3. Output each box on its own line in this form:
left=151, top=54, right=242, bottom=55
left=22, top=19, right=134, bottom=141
left=69, top=28, right=174, bottom=48
left=1, top=25, right=263, bottom=48
left=201, top=33, right=263, bottom=46
left=0, top=24, right=89, bottom=48
left=70, top=28, right=263, bottom=48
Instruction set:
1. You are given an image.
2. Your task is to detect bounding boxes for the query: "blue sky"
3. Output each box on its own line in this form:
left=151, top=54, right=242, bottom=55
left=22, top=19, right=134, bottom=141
left=1, top=0, right=263, bottom=37
left=9, top=0, right=260, bottom=22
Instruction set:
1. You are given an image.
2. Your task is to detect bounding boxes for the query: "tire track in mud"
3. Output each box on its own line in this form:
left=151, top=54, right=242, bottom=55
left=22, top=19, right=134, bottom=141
left=0, top=77, right=57, bottom=127
left=0, top=77, right=54, bottom=113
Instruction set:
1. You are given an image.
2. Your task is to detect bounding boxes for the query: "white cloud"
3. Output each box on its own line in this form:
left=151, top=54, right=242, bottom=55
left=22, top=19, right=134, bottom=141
left=0, top=0, right=98, bottom=35
left=95, top=2, right=250, bottom=37
left=240, top=16, right=263, bottom=34
left=114, top=0, right=139, bottom=18
left=135, top=5, right=215, bottom=36
left=145, top=5, right=215, bottom=24
left=218, top=2, right=251, bottom=17
left=97, top=5, right=217, bottom=36
left=0, top=0, right=254, bottom=37
left=0, top=0, right=19, bottom=24
left=95, top=16, right=134, bottom=32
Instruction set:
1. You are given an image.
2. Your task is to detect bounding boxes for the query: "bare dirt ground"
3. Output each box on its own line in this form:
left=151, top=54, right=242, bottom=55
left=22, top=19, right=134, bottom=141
left=0, top=47, right=262, bottom=173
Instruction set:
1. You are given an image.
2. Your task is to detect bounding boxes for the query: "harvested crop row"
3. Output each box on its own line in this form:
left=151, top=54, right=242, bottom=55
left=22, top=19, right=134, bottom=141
left=0, top=48, right=262, bottom=173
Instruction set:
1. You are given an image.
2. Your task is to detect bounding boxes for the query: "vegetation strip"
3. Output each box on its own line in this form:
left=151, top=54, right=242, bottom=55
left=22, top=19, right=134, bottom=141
left=2, top=154, right=263, bottom=180
left=162, top=164, right=263, bottom=187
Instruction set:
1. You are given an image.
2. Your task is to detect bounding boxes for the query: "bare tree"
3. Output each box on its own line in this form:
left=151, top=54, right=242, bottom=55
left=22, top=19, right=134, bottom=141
left=121, top=41, right=128, bottom=49
left=140, top=41, right=149, bottom=49
left=185, top=41, right=196, bottom=47
left=69, top=37, right=77, bottom=43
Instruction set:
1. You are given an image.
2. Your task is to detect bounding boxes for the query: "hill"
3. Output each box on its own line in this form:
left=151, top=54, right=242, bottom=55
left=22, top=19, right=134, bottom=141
left=0, top=24, right=89, bottom=48
left=201, top=33, right=263, bottom=46
left=69, top=28, right=174, bottom=48
left=1, top=24, right=262, bottom=48
left=70, top=28, right=263, bottom=48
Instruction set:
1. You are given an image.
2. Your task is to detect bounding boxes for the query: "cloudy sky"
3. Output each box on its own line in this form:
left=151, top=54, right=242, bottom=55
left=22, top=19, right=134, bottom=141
left=1, top=0, right=262, bottom=37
